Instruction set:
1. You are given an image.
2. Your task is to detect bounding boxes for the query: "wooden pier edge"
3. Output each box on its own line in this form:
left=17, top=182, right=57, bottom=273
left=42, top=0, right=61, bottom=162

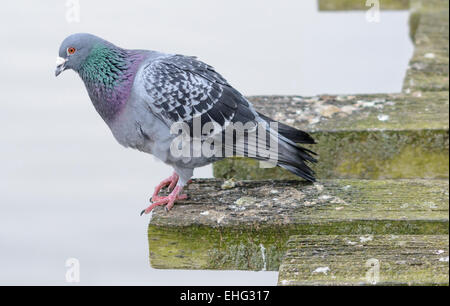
left=213, top=0, right=449, bottom=181
left=147, top=0, right=449, bottom=287
left=147, top=179, right=449, bottom=271
left=278, top=235, right=449, bottom=286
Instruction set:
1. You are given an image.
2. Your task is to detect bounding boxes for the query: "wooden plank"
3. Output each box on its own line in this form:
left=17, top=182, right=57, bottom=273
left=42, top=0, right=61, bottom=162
left=213, top=0, right=449, bottom=181
left=148, top=179, right=449, bottom=270
left=404, top=0, right=449, bottom=92
left=318, top=0, right=410, bottom=11
left=213, top=93, right=449, bottom=180
left=278, top=235, right=449, bottom=286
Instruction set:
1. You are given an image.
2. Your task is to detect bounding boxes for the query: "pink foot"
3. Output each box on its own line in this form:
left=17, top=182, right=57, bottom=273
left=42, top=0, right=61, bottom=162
left=151, top=172, right=179, bottom=202
left=141, top=186, right=187, bottom=215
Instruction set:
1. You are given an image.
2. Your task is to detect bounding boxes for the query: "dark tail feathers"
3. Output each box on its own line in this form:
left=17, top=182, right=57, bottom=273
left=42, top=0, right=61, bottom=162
left=257, top=112, right=315, bottom=144
left=258, top=112, right=317, bottom=182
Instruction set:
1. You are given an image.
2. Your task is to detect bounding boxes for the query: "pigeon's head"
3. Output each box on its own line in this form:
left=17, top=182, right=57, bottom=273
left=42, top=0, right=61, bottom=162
left=55, top=33, right=106, bottom=76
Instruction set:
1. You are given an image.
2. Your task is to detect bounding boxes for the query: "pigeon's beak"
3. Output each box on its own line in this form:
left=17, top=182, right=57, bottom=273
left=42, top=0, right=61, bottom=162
left=55, top=57, right=67, bottom=77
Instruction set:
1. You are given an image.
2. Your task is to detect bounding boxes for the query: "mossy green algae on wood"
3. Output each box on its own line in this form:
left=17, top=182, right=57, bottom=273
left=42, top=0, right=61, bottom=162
left=213, top=93, right=449, bottom=180
left=214, top=130, right=449, bottom=180
left=318, top=0, right=410, bottom=11
left=213, top=0, right=450, bottom=181
left=404, top=0, right=449, bottom=92
left=148, top=179, right=449, bottom=270
left=278, top=235, right=449, bottom=286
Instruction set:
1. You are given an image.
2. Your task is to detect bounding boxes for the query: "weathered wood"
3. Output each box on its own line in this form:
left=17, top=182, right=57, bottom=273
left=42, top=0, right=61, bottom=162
left=278, top=235, right=449, bottom=286
left=148, top=0, right=449, bottom=273
left=318, top=0, right=410, bottom=11
left=214, top=0, right=449, bottom=181
left=214, top=93, right=449, bottom=180
left=404, top=0, right=449, bottom=92
left=148, top=179, right=449, bottom=270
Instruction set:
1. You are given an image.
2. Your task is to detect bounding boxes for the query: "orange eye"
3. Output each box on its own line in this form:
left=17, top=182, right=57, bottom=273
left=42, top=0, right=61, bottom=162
left=67, top=47, right=76, bottom=55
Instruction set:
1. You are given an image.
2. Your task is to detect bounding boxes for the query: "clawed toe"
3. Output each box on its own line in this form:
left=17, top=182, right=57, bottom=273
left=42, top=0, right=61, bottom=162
left=145, top=173, right=192, bottom=214
left=151, top=193, right=187, bottom=202
left=141, top=196, right=172, bottom=215
left=141, top=186, right=186, bottom=215
left=151, top=173, right=179, bottom=201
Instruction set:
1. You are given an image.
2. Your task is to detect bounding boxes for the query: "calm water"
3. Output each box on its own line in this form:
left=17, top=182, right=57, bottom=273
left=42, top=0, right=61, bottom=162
left=0, top=1, right=412, bottom=285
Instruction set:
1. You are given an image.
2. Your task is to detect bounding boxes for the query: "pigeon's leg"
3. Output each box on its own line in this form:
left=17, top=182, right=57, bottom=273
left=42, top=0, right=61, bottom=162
left=141, top=185, right=187, bottom=215
left=151, top=176, right=192, bottom=202
left=141, top=168, right=193, bottom=215
left=151, top=172, right=179, bottom=201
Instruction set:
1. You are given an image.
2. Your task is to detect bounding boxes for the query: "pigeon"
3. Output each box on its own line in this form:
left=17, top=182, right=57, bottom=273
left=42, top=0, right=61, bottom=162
left=55, top=33, right=317, bottom=214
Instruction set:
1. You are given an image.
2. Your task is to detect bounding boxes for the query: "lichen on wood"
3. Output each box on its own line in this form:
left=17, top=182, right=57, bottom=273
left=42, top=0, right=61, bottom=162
left=213, top=93, right=449, bottom=180
left=318, top=0, right=410, bottom=11
left=148, top=0, right=450, bottom=274
left=403, top=1, right=449, bottom=92
left=148, top=179, right=449, bottom=270
left=278, top=235, right=449, bottom=286
left=213, top=0, right=449, bottom=181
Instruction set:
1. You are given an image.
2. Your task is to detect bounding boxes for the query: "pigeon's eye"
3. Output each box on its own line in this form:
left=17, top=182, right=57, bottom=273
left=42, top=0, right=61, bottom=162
left=67, top=47, right=76, bottom=55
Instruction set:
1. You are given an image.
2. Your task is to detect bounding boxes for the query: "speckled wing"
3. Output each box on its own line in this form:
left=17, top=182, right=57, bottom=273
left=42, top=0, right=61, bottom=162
left=141, top=54, right=256, bottom=134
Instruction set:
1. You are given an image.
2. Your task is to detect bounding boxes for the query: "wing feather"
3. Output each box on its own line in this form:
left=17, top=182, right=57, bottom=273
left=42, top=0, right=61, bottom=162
left=140, top=54, right=317, bottom=181
left=141, top=54, right=254, bottom=135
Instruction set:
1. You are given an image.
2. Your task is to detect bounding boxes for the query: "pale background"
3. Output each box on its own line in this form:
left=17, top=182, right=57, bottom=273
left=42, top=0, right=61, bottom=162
left=0, top=0, right=413, bottom=285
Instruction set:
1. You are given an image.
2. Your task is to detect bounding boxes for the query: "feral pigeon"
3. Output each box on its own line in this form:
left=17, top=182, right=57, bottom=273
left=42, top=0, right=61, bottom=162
left=55, top=33, right=317, bottom=214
